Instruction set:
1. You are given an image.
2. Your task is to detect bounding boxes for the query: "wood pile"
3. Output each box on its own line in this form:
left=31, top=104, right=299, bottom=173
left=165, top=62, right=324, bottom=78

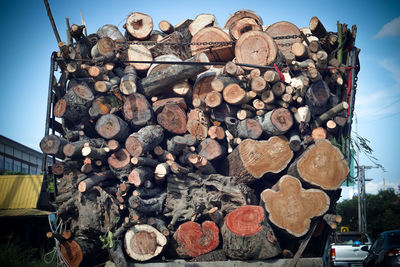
left=41, top=9, right=357, bottom=267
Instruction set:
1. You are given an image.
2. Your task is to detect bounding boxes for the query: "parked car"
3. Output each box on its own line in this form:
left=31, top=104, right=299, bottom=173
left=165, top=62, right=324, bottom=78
left=362, top=230, right=400, bottom=267
left=327, top=231, right=372, bottom=267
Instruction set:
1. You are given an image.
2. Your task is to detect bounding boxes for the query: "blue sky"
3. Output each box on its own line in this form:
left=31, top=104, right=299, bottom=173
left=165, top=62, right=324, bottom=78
left=0, top=0, right=399, bottom=199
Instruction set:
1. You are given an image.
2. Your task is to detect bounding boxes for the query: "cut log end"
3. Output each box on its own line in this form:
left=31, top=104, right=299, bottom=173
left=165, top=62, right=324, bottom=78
left=175, top=221, right=219, bottom=257
left=124, top=225, right=167, bottom=261
left=260, top=175, right=330, bottom=237
left=295, top=139, right=349, bottom=190
left=225, top=205, right=264, bottom=236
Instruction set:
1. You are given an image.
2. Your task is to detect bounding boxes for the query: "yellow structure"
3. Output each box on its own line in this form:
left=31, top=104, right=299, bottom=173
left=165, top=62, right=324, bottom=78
left=0, top=175, right=51, bottom=216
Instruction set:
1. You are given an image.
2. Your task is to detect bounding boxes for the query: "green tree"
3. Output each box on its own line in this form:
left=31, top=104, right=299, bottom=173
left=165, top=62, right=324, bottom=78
left=336, top=188, right=400, bottom=240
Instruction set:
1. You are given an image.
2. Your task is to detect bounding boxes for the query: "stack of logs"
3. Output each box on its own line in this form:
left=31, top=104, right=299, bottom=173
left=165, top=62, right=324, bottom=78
left=41, top=10, right=357, bottom=267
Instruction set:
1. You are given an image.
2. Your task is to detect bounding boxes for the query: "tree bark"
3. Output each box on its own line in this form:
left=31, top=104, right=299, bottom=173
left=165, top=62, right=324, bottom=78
left=40, top=134, right=67, bottom=159
left=260, top=175, right=330, bottom=237
left=125, top=125, right=164, bottom=157
left=164, top=173, right=256, bottom=228
left=186, top=108, right=209, bottom=140
left=119, top=65, right=138, bottom=95
left=95, top=114, right=130, bottom=141
left=78, top=171, right=115, bottom=192
left=257, top=108, right=293, bottom=135
left=222, top=205, right=281, bottom=259
left=140, top=53, right=209, bottom=97
left=225, top=137, right=293, bottom=184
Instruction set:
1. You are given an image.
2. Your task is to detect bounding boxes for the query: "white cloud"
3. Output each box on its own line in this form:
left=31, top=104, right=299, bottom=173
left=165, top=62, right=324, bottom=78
left=355, top=58, right=400, bottom=120
left=374, top=16, right=400, bottom=39
left=379, top=58, right=400, bottom=84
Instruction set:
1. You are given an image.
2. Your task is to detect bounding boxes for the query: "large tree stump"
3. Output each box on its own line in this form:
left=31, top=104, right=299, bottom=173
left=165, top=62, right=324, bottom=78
left=163, top=173, right=256, bottom=228
left=225, top=137, right=293, bottom=184
left=125, top=125, right=164, bottom=157
left=174, top=221, right=220, bottom=258
left=221, top=205, right=281, bottom=260
left=260, top=175, right=330, bottom=237
left=288, top=139, right=349, bottom=190
left=124, top=224, right=167, bottom=261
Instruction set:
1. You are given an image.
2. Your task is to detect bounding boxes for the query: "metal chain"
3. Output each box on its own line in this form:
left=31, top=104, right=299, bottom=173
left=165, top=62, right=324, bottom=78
left=117, top=33, right=316, bottom=47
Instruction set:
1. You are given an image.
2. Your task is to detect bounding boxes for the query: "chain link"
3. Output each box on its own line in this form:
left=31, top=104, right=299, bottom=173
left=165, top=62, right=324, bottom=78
left=117, top=33, right=315, bottom=48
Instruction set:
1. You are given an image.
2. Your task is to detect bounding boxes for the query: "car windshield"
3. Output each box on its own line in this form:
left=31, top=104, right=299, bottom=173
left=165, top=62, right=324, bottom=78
left=335, top=234, right=369, bottom=244
left=388, top=232, right=400, bottom=246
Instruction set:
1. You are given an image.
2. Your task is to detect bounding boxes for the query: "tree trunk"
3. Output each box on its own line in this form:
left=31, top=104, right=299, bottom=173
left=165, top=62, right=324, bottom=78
left=150, top=31, right=191, bottom=60
left=95, top=114, right=130, bottom=141
left=164, top=173, right=256, bottom=228
left=140, top=53, right=209, bottom=97
left=260, top=175, right=330, bottom=237
left=287, top=139, right=349, bottom=190
left=122, top=93, right=153, bottom=128
left=127, top=44, right=153, bottom=72
left=198, top=138, right=225, bottom=161
left=257, top=108, right=293, bottom=135
left=222, top=205, right=281, bottom=259
left=128, top=166, right=153, bottom=187
left=174, top=221, right=220, bottom=258
left=158, top=20, right=174, bottom=34
left=40, top=134, right=67, bottom=159
left=78, top=170, right=115, bottom=192
left=125, top=12, right=153, bottom=40
left=190, top=27, right=234, bottom=62
left=305, top=80, right=331, bottom=115
left=186, top=108, right=209, bottom=140
left=125, top=125, right=164, bottom=157
left=120, top=65, right=138, bottom=95
left=107, top=148, right=133, bottom=180
left=265, top=21, right=302, bottom=54
left=124, top=224, right=167, bottom=261
left=235, top=30, right=278, bottom=68
left=157, top=104, right=187, bottom=134
left=225, top=137, right=293, bottom=184
left=228, top=17, right=263, bottom=40
left=189, top=14, right=217, bottom=36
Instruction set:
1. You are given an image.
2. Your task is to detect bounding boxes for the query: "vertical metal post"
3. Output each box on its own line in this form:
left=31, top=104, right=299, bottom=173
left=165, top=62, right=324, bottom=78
left=357, top=167, right=362, bottom=232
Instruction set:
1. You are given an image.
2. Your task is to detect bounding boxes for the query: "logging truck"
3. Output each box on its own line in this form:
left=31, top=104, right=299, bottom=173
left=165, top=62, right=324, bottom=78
left=41, top=4, right=359, bottom=266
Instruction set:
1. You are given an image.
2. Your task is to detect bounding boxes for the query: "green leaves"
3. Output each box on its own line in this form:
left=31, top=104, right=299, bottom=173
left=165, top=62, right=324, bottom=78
left=99, top=231, right=114, bottom=249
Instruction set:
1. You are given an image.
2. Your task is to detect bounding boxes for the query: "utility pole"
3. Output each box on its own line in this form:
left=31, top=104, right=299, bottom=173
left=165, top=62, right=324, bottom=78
left=357, top=165, right=377, bottom=233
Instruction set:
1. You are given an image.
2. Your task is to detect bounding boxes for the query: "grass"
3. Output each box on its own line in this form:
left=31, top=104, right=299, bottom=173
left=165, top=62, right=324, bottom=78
left=0, top=235, right=57, bottom=267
